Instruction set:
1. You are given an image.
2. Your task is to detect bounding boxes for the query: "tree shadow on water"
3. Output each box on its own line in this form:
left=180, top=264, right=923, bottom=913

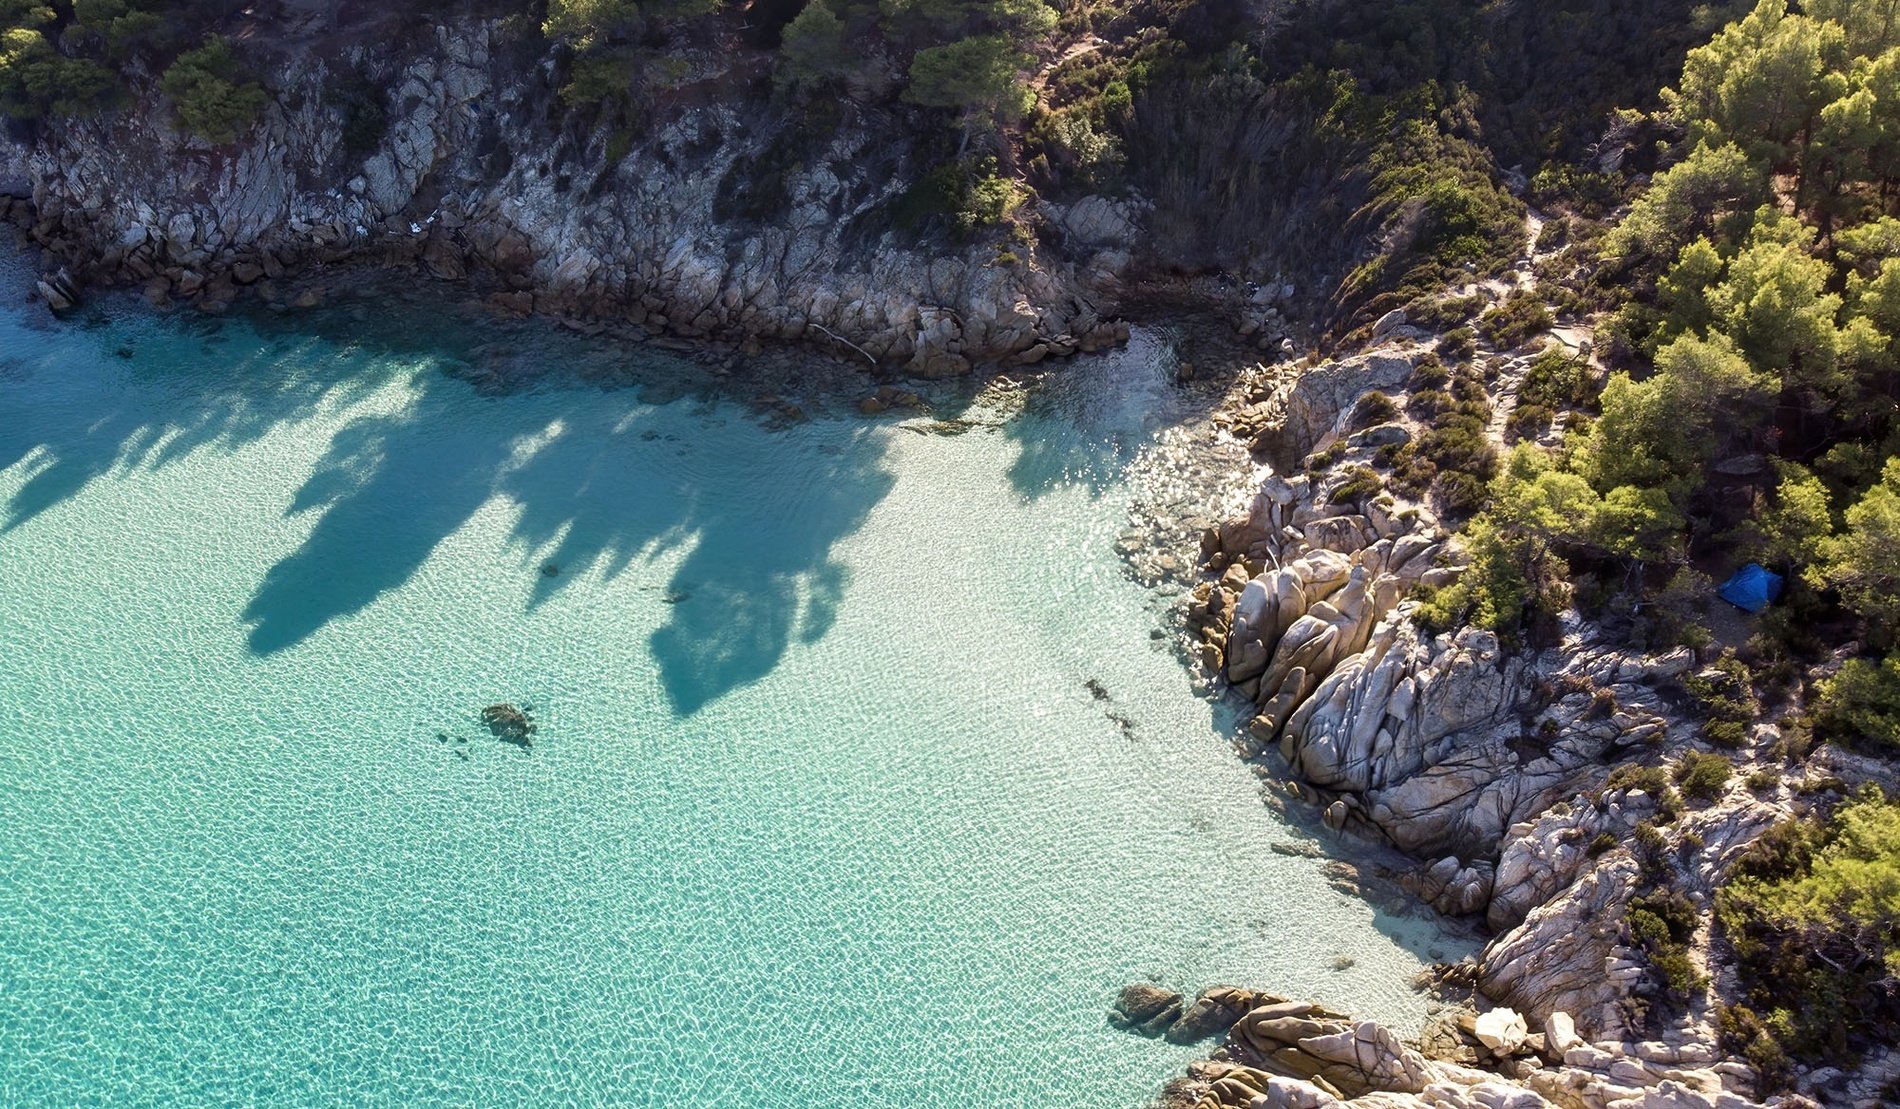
left=3, top=285, right=902, bottom=709
left=645, top=465, right=878, bottom=716
left=239, top=373, right=522, bottom=655
left=496, top=404, right=896, bottom=715
left=0, top=312, right=407, bottom=536
left=240, top=370, right=898, bottom=706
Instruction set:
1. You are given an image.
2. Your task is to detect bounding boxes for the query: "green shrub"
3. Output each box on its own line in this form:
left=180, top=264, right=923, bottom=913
left=1438, top=470, right=1488, bottom=517
left=1816, top=655, right=1900, bottom=753
left=1413, top=395, right=1499, bottom=519
left=0, top=26, right=115, bottom=119
left=1437, top=327, right=1476, bottom=362
left=1648, top=945, right=1708, bottom=998
left=1332, top=466, right=1383, bottom=504
left=1536, top=276, right=1588, bottom=320
left=161, top=36, right=268, bottom=143
left=1772, top=715, right=1816, bottom=763
left=1610, top=771, right=1683, bottom=823
left=1505, top=401, right=1553, bottom=441
left=1026, top=107, right=1125, bottom=190
left=1477, top=288, right=1553, bottom=349
left=1416, top=412, right=1492, bottom=467
left=1610, top=764, right=1671, bottom=796
left=1530, top=162, right=1623, bottom=219
left=893, top=157, right=1023, bottom=240
left=1589, top=831, right=1618, bottom=857
left=1382, top=441, right=1436, bottom=494
left=1632, top=888, right=1698, bottom=941
left=1351, top=391, right=1399, bottom=428
left=1409, top=353, right=1451, bottom=391
left=1405, top=293, right=1483, bottom=330
left=1683, top=652, right=1759, bottom=733
left=1629, top=879, right=1707, bottom=1003
left=1715, top=1004, right=1792, bottom=1090
left=1519, top=344, right=1594, bottom=410
left=1305, top=441, right=1346, bottom=474
left=558, top=47, right=638, bottom=105
left=1333, top=103, right=1527, bottom=315
left=1638, top=568, right=1715, bottom=652
left=778, top=1, right=852, bottom=89
left=1674, top=751, right=1732, bottom=802
left=1406, top=387, right=1453, bottom=419
left=604, top=128, right=634, bottom=165
left=903, top=35, right=1036, bottom=137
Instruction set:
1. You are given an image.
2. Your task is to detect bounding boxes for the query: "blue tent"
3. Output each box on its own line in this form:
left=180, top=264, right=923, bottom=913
left=1719, top=563, right=1784, bottom=613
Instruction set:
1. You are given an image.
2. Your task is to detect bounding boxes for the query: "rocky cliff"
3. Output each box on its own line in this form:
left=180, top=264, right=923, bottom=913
left=0, top=13, right=1147, bottom=374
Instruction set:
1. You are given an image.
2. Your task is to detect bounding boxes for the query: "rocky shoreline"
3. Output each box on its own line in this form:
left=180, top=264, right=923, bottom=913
left=1106, top=300, right=1900, bottom=1106
left=1111, top=980, right=1767, bottom=1109
left=0, top=186, right=1860, bottom=1102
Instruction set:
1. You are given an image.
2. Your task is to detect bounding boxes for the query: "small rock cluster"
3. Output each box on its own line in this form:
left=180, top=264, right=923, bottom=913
left=1109, top=983, right=1264, bottom=1045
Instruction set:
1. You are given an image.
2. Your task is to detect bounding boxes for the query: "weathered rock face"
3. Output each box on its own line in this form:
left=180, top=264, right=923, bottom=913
left=1209, top=350, right=1416, bottom=470
left=1480, top=857, right=1641, bottom=1039
left=0, top=21, right=1134, bottom=368
left=1259, top=350, right=1416, bottom=469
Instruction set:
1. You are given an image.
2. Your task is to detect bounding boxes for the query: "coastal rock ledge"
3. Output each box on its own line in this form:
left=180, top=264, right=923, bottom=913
left=1136, top=986, right=1778, bottom=1109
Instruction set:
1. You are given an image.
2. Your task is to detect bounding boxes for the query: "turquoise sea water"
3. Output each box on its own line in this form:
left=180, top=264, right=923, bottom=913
left=0, top=265, right=1452, bottom=1106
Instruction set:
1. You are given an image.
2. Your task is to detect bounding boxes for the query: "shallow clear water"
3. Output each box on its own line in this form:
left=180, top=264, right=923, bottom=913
left=0, top=269, right=1452, bottom=1106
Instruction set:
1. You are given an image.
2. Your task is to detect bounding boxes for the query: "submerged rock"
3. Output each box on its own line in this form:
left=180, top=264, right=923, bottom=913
left=481, top=703, right=535, bottom=746
left=1109, top=983, right=1185, bottom=1036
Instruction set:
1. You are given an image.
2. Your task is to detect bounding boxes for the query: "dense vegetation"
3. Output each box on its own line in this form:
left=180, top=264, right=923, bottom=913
left=0, top=0, right=1727, bottom=315
left=1718, top=788, right=1900, bottom=1076
left=1423, top=1, right=1899, bottom=685
left=1043, top=0, right=1719, bottom=324
left=0, top=1, right=259, bottom=136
